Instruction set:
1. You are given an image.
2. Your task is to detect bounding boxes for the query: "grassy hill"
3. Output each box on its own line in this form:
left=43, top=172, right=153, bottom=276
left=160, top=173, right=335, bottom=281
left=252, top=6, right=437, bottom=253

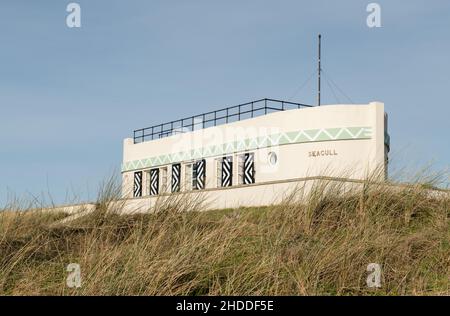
left=0, top=177, right=449, bottom=295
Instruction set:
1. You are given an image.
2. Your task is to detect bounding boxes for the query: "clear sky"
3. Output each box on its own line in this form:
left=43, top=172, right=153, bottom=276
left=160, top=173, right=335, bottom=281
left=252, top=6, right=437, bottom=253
left=1, top=0, right=449, bottom=205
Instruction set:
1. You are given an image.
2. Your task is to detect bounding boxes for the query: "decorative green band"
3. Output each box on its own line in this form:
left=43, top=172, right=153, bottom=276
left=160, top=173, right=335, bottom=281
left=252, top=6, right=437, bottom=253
left=122, top=126, right=372, bottom=172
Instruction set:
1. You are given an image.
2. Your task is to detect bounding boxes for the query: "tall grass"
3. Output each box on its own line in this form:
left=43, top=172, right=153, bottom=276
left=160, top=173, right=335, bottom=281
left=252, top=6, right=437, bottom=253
left=0, top=173, right=448, bottom=295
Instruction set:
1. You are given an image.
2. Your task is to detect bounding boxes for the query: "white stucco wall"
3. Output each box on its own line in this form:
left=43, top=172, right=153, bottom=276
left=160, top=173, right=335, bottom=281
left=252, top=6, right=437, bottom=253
left=121, top=102, right=389, bottom=208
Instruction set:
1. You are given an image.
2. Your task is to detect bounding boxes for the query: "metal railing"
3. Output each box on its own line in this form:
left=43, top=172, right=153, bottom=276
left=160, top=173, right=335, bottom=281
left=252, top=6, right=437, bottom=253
left=133, top=98, right=313, bottom=143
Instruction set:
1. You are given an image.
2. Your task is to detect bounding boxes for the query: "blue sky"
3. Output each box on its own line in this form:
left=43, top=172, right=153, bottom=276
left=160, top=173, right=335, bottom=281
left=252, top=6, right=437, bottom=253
left=1, top=0, right=449, bottom=205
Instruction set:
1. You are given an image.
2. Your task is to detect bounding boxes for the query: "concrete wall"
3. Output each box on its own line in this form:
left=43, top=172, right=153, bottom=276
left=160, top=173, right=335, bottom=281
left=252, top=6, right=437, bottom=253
left=118, top=176, right=365, bottom=213
left=45, top=177, right=450, bottom=219
left=121, top=102, right=389, bottom=208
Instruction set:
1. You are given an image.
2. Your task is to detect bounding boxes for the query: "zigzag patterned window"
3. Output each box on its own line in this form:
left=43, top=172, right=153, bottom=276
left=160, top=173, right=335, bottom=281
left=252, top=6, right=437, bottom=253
left=239, top=153, right=255, bottom=185
left=221, top=156, right=233, bottom=187
left=193, top=159, right=206, bottom=190
left=149, top=168, right=159, bottom=196
left=133, top=171, right=142, bottom=197
left=171, top=163, right=181, bottom=193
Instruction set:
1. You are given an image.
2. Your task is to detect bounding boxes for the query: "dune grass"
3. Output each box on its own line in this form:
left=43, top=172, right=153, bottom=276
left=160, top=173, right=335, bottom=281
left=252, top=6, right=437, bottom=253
left=0, top=175, right=449, bottom=295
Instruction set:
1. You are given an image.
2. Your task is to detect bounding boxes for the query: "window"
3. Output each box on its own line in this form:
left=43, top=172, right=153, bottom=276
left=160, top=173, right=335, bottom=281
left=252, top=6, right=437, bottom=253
left=193, top=159, right=206, bottom=190
left=192, top=162, right=198, bottom=189
left=268, top=152, right=278, bottom=166
left=239, top=153, right=255, bottom=185
left=221, top=156, right=233, bottom=187
left=171, top=163, right=181, bottom=193
left=133, top=171, right=142, bottom=197
left=244, top=153, right=255, bottom=184
left=149, top=168, right=159, bottom=196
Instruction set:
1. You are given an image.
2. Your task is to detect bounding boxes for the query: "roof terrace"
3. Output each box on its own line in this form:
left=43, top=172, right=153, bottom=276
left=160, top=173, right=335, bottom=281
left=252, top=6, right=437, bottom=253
left=133, top=98, right=313, bottom=144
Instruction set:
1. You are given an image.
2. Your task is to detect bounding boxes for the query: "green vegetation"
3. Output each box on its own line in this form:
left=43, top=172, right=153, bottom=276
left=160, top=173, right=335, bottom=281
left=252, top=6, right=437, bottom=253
left=0, top=176, right=449, bottom=295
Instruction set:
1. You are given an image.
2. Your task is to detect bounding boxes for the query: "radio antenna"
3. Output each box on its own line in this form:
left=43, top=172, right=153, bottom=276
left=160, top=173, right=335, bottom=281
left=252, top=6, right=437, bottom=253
left=317, top=34, right=322, bottom=106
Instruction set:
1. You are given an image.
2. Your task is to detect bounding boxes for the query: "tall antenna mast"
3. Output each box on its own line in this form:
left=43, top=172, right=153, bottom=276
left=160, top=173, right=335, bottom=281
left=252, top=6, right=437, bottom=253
left=318, top=34, right=322, bottom=106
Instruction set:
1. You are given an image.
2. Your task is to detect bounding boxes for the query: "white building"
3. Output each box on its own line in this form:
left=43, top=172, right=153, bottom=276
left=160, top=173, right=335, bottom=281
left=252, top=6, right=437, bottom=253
left=121, top=98, right=389, bottom=209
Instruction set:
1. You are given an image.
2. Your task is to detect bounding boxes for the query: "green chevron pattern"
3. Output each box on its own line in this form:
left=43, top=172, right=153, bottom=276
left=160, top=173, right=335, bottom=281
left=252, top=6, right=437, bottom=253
left=122, top=126, right=372, bottom=172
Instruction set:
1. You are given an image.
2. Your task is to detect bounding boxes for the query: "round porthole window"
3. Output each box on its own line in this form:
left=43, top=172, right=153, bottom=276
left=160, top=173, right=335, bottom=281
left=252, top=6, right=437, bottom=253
left=268, top=152, right=278, bottom=166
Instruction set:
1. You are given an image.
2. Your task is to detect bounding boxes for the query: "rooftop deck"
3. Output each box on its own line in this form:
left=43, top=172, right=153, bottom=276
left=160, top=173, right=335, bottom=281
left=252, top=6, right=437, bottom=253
left=133, top=98, right=313, bottom=143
